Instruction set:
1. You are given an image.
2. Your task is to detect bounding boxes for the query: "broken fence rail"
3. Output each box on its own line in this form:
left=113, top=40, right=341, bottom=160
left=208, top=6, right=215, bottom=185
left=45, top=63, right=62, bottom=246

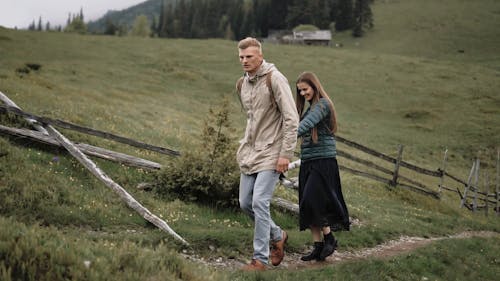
left=0, top=104, right=180, bottom=157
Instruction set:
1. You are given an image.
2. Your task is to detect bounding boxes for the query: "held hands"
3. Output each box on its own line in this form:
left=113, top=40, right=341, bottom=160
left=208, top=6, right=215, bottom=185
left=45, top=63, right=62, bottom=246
left=276, top=157, right=290, bottom=174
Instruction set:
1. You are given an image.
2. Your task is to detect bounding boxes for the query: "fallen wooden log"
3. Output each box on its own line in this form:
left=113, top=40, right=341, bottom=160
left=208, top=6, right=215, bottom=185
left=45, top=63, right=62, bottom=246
left=44, top=124, right=189, bottom=245
left=279, top=177, right=298, bottom=189
left=272, top=197, right=299, bottom=214
left=0, top=125, right=161, bottom=170
left=0, top=91, right=48, bottom=135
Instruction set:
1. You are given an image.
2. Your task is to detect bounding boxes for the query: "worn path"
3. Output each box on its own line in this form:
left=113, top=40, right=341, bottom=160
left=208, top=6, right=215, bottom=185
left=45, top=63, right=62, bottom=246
left=182, top=231, right=499, bottom=270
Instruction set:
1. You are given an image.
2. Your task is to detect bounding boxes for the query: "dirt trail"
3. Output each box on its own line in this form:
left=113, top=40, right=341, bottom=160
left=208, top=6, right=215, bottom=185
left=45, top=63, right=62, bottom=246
left=183, top=231, right=499, bottom=270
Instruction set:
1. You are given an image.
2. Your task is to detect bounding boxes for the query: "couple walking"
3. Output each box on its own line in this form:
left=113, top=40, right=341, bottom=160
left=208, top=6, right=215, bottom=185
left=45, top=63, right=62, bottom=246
left=235, top=37, right=350, bottom=271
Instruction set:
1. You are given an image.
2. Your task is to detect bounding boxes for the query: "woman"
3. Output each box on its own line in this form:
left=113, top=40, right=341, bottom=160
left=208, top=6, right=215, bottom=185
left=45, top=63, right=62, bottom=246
left=296, top=72, right=350, bottom=261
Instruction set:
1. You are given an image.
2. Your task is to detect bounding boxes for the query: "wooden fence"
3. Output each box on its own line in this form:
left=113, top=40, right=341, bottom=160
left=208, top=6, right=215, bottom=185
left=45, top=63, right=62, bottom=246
left=1, top=100, right=498, bottom=216
left=0, top=93, right=189, bottom=245
left=281, top=135, right=499, bottom=216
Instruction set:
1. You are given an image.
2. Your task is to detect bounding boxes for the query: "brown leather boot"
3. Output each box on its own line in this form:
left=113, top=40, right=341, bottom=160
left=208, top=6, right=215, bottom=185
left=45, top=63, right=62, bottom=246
left=241, top=259, right=266, bottom=271
left=270, top=230, right=288, bottom=266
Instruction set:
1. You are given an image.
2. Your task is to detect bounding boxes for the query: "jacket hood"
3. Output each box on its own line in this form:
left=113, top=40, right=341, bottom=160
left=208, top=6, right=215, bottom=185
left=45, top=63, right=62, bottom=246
left=246, top=60, right=276, bottom=83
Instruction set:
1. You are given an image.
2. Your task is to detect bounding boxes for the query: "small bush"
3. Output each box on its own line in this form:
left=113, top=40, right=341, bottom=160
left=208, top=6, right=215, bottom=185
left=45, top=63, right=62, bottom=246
left=293, top=24, right=319, bottom=32
left=154, top=98, right=240, bottom=208
left=0, top=217, right=221, bottom=281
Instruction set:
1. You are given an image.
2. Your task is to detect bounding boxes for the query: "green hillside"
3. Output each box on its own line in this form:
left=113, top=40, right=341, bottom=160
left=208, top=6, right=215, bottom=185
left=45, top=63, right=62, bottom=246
left=87, top=0, right=166, bottom=33
left=0, top=0, right=499, bottom=280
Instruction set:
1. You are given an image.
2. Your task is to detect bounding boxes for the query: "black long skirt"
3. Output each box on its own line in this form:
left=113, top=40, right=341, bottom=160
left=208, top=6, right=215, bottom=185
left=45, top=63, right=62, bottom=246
left=299, top=157, right=350, bottom=231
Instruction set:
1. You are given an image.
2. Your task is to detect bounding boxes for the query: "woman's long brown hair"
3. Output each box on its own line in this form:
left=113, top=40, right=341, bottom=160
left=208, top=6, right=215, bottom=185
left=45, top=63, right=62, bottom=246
left=296, top=72, right=337, bottom=143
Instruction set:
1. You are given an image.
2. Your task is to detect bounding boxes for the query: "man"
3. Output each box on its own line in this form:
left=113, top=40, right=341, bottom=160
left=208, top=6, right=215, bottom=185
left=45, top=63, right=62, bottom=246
left=236, top=37, right=299, bottom=271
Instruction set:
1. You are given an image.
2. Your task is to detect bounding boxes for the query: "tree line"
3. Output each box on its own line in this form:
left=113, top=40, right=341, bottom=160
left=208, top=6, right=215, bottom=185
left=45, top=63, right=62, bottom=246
left=27, top=8, right=87, bottom=34
left=26, top=0, right=374, bottom=38
left=152, top=0, right=374, bottom=39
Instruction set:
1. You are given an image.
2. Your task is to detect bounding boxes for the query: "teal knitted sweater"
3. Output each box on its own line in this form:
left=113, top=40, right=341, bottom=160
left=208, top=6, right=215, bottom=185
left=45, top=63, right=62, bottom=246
left=298, top=98, right=336, bottom=161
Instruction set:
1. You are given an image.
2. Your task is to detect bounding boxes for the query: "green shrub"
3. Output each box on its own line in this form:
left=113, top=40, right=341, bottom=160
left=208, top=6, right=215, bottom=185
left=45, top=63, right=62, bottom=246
left=293, top=24, right=319, bottom=32
left=154, top=98, right=240, bottom=208
left=0, top=217, right=222, bottom=281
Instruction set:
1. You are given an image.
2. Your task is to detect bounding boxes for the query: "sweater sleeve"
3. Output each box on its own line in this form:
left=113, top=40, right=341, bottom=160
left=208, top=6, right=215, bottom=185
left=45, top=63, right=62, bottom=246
left=298, top=99, right=330, bottom=137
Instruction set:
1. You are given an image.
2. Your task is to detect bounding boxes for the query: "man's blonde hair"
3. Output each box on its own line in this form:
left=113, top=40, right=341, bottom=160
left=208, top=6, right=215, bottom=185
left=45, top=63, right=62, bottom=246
left=238, top=37, right=262, bottom=54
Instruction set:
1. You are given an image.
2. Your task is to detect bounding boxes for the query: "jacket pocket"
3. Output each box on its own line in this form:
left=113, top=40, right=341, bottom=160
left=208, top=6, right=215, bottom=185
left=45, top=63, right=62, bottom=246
left=254, top=140, right=274, bottom=151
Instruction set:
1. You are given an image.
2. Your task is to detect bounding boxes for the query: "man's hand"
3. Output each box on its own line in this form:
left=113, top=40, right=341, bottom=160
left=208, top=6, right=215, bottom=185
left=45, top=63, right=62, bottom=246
left=276, top=157, right=290, bottom=174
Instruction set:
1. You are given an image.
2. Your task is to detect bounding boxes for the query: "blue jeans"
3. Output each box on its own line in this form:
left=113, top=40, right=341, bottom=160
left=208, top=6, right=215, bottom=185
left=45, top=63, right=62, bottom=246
left=239, top=170, right=283, bottom=264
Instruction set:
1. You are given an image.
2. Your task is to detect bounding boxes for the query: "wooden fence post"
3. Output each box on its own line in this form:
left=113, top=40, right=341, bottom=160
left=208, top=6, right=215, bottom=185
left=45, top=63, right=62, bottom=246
left=391, top=144, right=404, bottom=186
left=496, top=149, right=499, bottom=216
left=460, top=160, right=476, bottom=208
left=438, top=148, right=448, bottom=194
left=485, top=173, right=489, bottom=216
left=472, top=159, right=480, bottom=212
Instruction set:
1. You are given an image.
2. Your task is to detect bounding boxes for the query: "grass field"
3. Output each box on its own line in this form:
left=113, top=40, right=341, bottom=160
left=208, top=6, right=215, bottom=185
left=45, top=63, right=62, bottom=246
left=1, top=0, right=499, bottom=280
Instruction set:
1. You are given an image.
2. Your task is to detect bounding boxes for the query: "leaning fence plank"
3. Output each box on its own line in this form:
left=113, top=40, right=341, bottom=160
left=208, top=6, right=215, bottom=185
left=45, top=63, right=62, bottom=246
left=398, top=182, right=440, bottom=199
left=43, top=125, right=188, bottom=245
left=440, top=184, right=495, bottom=204
left=0, top=105, right=180, bottom=156
left=0, top=91, right=48, bottom=135
left=460, top=161, right=476, bottom=208
left=398, top=175, right=434, bottom=192
left=444, top=171, right=467, bottom=186
left=0, top=125, right=162, bottom=170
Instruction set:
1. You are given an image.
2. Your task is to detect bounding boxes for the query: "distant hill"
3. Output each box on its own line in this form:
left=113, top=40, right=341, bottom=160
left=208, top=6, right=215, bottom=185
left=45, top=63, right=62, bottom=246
left=87, top=0, right=174, bottom=33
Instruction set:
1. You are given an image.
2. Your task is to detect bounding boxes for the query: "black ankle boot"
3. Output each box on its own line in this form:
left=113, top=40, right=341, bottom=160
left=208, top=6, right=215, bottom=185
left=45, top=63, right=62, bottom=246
left=319, top=232, right=337, bottom=260
left=301, top=242, right=324, bottom=261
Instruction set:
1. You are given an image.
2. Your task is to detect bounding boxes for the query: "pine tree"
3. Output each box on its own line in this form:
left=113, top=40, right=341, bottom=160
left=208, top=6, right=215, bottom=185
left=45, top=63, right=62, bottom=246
left=37, top=16, right=42, bottom=31
left=65, top=10, right=87, bottom=34
left=287, top=0, right=310, bottom=28
left=328, top=0, right=339, bottom=22
left=269, top=0, right=288, bottom=30
left=157, top=0, right=164, bottom=36
left=67, top=13, right=71, bottom=27
left=28, top=20, right=36, bottom=31
left=159, top=2, right=173, bottom=37
left=352, top=0, right=373, bottom=37
left=240, top=0, right=256, bottom=37
left=190, top=2, right=203, bottom=38
left=253, top=0, right=270, bottom=37
left=228, top=0, right=244, bottom=39
left=313, top=0, right=332, bottom=29
left=104, top=18, right=118, bottom=35
left=79, top=7, right=84, bottom=21
left=335, top=0, right=353, bottom=31
left=177, top=0, right=191, bottom=38
left=204, top=0, right=220, bottom=38
left=150, top=15, right=157, bottom=37
left=45, top=21, right=50, bottom=31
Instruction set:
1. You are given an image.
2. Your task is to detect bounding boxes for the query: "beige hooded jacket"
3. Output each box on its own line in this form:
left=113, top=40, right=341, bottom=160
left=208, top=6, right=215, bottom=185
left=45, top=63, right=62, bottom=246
left=236, top=61, right=299, bottom=174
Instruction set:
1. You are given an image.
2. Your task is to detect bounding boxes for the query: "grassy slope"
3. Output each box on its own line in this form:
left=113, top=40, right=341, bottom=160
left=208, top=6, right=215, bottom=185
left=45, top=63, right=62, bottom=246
left=1, top=0, right=499, bottom=280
